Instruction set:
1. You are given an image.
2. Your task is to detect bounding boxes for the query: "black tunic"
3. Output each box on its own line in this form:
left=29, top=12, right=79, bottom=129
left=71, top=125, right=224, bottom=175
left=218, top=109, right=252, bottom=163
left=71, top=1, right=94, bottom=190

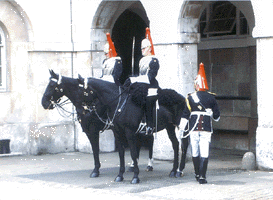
left=182, top=91, right=220, bottom=133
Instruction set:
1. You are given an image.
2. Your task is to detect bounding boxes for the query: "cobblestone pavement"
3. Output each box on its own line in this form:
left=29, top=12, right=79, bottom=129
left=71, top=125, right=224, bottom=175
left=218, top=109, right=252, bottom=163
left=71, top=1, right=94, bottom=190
left=1, top=148, right=273, bottom=200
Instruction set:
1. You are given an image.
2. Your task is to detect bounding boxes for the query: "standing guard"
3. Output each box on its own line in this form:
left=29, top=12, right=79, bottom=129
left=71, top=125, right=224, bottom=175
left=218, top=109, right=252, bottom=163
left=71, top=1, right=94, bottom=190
left=101, top=33, right=123, bottom=86
left=129, top=27, right=160, bottom=135
left=179, top=63, right=220, bottom=184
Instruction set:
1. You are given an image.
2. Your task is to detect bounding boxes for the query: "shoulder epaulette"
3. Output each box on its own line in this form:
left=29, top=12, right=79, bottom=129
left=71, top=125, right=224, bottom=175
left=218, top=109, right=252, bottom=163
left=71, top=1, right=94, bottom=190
left=187, top=91, right=196, bottom=97
left=208, top=91, right=216, bottom=96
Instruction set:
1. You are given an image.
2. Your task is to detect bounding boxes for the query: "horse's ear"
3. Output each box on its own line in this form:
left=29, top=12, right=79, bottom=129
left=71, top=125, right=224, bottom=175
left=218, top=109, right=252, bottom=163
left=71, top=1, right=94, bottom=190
left=78, top=74, right=84, bottom=84
left=49, top=69, right=58, bottom=78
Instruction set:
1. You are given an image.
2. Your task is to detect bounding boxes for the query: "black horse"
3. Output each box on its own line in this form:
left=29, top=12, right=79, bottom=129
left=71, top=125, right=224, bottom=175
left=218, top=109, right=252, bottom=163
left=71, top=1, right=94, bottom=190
left=42, top=70, right=186, bottom=183
left=77, top=74, right=186, bottom=183
left=42, top=70, right=111, bottom=179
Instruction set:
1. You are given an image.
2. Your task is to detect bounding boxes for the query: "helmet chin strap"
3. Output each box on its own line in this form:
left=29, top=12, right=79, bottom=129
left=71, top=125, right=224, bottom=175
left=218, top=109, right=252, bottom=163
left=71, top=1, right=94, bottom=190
left=142, top=47, right=151, bottom=57
left=84, top=77, right=88, bottom=89
left=57, top=73, right=62, bottom=85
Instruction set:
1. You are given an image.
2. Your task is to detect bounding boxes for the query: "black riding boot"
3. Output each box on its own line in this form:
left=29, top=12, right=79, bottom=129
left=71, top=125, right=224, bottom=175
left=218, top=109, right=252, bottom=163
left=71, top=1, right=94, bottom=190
left=199, top=157, right=208, bottom=184
left=192, top=156, right=200, bottom=181
left=145, top=96, right=157, bottom=135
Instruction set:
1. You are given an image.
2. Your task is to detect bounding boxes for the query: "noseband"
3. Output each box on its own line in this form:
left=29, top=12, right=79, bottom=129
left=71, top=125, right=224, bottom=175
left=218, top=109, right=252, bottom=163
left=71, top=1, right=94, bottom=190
left=49, top=74, right=64, bottom=106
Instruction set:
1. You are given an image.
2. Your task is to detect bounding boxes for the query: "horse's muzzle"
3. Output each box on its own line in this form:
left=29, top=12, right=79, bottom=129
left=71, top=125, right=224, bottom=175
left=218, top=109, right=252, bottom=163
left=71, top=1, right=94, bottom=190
left=41, top=96, right=54, bottom=110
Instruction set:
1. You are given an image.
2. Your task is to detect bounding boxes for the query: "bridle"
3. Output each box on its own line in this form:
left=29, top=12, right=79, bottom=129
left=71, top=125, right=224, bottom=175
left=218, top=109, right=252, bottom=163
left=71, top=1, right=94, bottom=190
left=48, top=74, right=75, bottom=118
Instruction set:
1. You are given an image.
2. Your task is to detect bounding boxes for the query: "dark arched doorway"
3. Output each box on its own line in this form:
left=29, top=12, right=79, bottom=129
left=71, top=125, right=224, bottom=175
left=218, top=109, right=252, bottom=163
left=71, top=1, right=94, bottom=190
left=112, top=9, right=148, bottom=84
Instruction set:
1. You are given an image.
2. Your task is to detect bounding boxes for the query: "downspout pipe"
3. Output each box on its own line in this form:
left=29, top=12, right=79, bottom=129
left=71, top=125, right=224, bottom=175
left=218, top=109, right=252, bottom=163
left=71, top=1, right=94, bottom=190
left=70, top=0, right=78, bottom=151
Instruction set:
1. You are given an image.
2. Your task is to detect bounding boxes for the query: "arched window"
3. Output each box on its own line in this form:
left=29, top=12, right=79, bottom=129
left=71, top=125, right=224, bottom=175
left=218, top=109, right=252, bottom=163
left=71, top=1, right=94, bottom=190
left=0, top=26, right=6, bottom=92
left=200, top=1, right=249, bottom=39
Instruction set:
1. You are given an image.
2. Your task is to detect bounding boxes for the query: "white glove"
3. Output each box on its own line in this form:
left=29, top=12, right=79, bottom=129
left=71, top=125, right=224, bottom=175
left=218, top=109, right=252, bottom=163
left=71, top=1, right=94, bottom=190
left=205, top=108, right=213, bottom=117
left=179, top=118, right=188, bottom=130
left=179, top=128, right=184, bottom=139
left=130, top=76, right=150, bottom=84
left=130, top=77, right=137, bottom=84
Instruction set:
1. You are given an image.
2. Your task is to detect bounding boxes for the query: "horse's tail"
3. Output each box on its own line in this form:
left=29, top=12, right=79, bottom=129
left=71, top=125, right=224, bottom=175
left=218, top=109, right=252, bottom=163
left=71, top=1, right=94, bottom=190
left=158, top=88, right=186, bottom=126
left=129, top=84, right=186, bottom=125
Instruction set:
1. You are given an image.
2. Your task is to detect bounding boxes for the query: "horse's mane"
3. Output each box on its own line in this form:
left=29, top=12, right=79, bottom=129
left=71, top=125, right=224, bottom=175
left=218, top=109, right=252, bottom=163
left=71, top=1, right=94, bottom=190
left=130, top=83, right=185, bottom=109
left=158, top=88, right=185, bottom=107
left=129, top=83, right=149, bottom=107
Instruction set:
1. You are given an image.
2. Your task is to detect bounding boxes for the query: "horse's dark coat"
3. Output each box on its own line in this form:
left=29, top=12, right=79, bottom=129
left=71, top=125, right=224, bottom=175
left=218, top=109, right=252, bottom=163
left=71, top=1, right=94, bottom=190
left=42, top=70, right=186, bottom=184
left=78, top=76, right=186, bottom=182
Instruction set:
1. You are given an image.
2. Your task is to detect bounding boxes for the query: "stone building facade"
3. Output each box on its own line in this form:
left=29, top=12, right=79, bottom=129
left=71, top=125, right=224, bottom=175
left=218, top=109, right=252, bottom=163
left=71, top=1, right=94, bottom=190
left=0, top=0, right=272, bottom=170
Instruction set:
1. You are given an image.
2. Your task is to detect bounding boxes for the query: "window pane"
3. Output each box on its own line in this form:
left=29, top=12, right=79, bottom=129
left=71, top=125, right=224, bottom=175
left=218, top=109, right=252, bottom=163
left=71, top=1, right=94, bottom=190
left=204, top=1, right=237, bottom=35
left=206, top=18, right=236, bottom=34
left=200, top=22, right=207, bottom=38
left=240, top=18, right=248, bottom=35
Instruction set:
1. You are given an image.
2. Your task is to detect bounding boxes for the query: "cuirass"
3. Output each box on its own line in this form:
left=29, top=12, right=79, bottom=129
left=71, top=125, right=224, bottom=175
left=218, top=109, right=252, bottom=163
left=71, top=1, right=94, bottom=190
left=102, top=57, right=120, bottom=76
left=139, top=56, right=153, bottom=75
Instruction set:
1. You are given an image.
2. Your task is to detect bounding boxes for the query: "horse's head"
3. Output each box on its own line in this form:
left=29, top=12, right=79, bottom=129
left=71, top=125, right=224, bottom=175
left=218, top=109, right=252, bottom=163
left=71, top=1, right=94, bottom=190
left=77, top=74, right=97, bottom=105
left=41, top=70, right=65, bottom=110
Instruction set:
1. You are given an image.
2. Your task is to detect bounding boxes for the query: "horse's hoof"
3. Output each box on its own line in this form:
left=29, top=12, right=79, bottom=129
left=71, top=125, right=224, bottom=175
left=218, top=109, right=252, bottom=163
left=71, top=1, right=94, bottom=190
left=128, top=166, right=134, bottom=172
left=169, top=171, right=176, bottom=178
left=199, top=178, right=207, bottom=184
left=114, top=176, right=124, bottom=182
left=146, top=166, right=153, bottom=172
left=175, top=171, right=184, bottom=178
left=131, top=177, right=140, bottom=184
left=90, top=172, right=99, bottom=178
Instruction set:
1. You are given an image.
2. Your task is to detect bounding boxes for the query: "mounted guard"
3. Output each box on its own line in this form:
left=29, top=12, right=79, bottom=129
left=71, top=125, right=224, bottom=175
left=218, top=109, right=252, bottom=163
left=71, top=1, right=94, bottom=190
left=101, top=32, right=122, bottom=86
left=128, top=27, right=160, bottom=135
left=179, top=63, right=220, bottom=184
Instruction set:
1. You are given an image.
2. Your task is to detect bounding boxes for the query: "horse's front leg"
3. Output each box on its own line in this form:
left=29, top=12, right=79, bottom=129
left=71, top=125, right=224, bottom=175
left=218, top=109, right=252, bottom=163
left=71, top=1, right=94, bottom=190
left=166, top=125, right=179, bottom=178
left=86, top=129, right=101, bottom=178
left=127, top=131, right=140, bottom=184
left=128, top=134, right=141, bottom=172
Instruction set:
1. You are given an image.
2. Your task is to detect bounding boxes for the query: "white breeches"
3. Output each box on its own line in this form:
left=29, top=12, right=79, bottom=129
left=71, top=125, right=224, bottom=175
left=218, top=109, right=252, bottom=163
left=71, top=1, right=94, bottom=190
left=190, top=131, right=212, bottom=158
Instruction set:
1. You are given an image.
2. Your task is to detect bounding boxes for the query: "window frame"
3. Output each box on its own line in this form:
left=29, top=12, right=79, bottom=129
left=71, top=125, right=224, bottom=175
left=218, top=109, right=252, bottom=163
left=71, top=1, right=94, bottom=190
left=0, top=26, right=6, bottom=92
left=200, top=1, right=249, bottom=40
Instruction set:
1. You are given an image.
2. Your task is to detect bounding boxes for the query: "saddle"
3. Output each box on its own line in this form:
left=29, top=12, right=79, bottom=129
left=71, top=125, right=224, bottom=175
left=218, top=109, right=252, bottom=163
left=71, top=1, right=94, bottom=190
left=130, top=82, right=184, bottom=108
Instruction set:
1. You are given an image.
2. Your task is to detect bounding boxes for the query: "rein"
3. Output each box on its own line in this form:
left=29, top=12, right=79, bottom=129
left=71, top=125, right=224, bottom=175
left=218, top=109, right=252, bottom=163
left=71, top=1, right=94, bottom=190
left=49, top=75, right=77, bottom=118
left=54, top=98, right=76, bottom=118
left=80, top=78, right=131, bottom=132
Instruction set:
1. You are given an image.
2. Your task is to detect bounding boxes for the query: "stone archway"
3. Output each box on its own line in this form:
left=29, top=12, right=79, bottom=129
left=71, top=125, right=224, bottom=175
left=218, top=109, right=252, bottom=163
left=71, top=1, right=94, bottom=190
left=154, top=0, right=257, bottom=160
left=90, top=1, right=148, bottom=80
left=88, top=1, right=149, bottom=152
left=112, top=9, right=148, bottom=83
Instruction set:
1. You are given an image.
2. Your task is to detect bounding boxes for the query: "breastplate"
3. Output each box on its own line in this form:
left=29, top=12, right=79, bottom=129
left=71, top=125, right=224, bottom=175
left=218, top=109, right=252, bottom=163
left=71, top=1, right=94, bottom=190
left=103, top=57, right=119, bottom=76
left=139, top=56, right=152, bottom=75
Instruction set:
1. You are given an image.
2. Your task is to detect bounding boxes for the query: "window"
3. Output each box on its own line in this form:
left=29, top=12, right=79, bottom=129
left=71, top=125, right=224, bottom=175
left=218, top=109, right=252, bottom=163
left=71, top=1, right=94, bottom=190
left=0, top=26, right=6, bottom=92
left=200, top=1, right=249, bottom=39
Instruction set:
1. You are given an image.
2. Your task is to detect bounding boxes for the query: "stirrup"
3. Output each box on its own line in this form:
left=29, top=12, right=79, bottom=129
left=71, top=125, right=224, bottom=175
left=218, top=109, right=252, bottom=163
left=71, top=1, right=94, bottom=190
left=146, top=127, right=154, bottom=135
left=136, top=122, right=146, bottom=134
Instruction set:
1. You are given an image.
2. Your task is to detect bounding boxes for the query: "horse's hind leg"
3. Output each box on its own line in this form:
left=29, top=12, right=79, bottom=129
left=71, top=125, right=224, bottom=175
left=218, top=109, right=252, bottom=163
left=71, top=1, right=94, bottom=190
left=166, top=125, right=179, bottom=178
left=176, top=136, right=189, bottom=177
